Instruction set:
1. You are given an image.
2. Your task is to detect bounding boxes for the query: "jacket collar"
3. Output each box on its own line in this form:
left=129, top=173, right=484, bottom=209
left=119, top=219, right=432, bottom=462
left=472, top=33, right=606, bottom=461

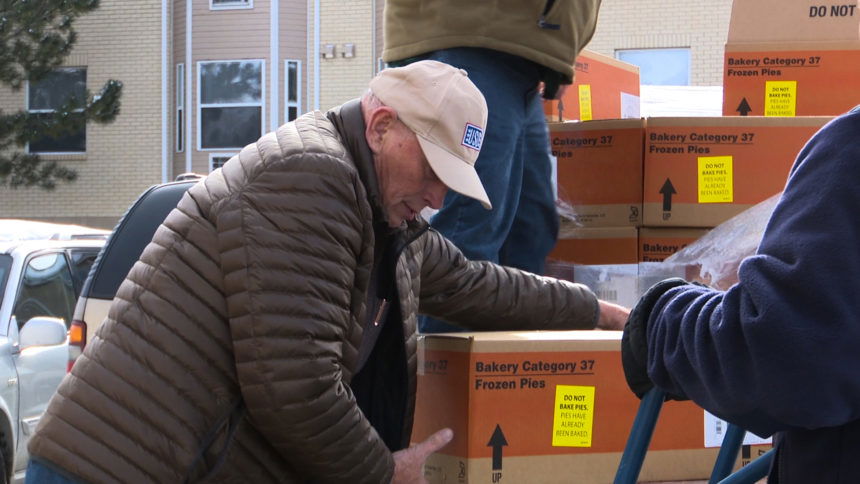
left=327, top=99, right=387, bottom=226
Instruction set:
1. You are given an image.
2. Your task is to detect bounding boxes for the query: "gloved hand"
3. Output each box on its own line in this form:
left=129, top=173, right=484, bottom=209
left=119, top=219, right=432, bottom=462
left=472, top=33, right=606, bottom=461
left=621, top=278, right=691, bottom=401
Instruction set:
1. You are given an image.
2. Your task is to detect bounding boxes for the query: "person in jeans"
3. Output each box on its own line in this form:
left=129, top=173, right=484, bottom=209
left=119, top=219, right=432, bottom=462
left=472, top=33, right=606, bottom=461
left=26, top=60, right=628, bottom=484
left=384, top=0, right=602, bottom=332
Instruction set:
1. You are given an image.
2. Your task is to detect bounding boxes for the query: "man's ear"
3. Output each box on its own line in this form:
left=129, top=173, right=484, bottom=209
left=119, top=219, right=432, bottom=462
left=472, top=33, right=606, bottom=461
left=365, top=106, right=397, bottom=154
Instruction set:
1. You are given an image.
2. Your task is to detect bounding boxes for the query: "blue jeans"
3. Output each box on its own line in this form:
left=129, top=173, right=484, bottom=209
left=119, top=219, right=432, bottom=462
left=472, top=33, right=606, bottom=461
left=398, top=48, right=560, bottom=333
left=25, top=459, right=79, bottom=484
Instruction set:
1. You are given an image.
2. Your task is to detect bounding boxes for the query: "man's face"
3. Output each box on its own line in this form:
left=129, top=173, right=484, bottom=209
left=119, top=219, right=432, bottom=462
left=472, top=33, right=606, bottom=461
left=374, top=120, right=448, bottom=228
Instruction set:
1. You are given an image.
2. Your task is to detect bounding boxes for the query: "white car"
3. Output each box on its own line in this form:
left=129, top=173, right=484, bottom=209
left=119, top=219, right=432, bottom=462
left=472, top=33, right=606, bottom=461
left=0, top=219, right=109, bottom=243
left=0, top=238, right=105, bottom=483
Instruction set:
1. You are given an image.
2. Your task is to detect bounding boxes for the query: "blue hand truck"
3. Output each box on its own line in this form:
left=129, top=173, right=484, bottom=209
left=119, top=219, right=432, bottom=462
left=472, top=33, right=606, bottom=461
left=614, top=388, right=775, bottom=484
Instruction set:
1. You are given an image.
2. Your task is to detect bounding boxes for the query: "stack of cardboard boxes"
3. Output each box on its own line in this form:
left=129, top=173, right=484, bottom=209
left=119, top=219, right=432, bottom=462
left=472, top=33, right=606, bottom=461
left=548, top=117, right=646, bottom=309
left=547, top=113, right=828, bottom=307
left=545, top=0, right=857, bottom=304
left=412, top=1, right=857, bottom=482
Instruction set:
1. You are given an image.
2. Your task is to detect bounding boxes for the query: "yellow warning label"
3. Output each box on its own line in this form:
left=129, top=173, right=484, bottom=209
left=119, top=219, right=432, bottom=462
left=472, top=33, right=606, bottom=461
left=578, top=84, right=593, bottom=121
left=698, top=155, right=734, bottom=203
left=764, top=80, right=797, bottom=117
left=552, top=385, right=594, bottom=447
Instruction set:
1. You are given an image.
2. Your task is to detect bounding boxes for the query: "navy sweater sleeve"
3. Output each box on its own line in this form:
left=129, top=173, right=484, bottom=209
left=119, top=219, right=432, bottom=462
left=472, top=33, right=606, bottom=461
left=645, top=109, right=860, bottom=438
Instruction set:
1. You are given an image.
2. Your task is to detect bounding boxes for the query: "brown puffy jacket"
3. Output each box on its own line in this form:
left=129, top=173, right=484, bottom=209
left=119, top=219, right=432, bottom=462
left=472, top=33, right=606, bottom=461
left=28, top=100, right=599, bottom=483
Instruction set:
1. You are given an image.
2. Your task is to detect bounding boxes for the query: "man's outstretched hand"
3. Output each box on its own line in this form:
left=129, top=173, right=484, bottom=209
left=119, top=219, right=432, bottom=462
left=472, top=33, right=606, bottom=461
left=392, top=428, right=453, bottom=484
left=597, top=300, right=630, bottom=331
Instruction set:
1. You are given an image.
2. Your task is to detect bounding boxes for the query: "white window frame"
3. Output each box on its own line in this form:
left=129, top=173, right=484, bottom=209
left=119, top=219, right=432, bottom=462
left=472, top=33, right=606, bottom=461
left=209, top=0, right=253, bottom=10
left=284, top=59, right=302, bottom=122
left=25, top=66, right=87, bottom=156
left=209, top=152, right=238, bottom=172
left=176, top=63, right=185, bottom=152
left=197, top=59, right=266, bottom=152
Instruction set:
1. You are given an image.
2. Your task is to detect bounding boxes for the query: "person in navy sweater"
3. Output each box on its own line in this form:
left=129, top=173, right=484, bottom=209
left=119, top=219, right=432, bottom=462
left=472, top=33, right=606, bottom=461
left=622, top=106, right=860, bottom=483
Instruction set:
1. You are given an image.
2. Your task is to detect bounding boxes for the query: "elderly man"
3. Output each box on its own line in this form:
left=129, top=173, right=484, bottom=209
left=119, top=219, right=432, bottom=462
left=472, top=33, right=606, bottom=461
left=26, top=61, right=628, bottom=483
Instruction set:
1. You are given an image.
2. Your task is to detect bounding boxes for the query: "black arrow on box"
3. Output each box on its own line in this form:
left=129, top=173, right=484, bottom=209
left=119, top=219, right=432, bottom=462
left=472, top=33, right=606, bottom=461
left=736, top=97, right=752, bottom=116
left=487, top=424, right=508, bottom=470
left=660, top=178, right=676, bottom=212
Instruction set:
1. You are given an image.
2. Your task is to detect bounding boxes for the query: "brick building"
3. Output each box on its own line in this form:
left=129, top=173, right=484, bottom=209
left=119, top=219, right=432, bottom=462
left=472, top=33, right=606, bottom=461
left=588, top=0, right=733, bottom=86
left=0, top=1, right=166, bottom=228
left=0, top=0, right=730, bottom=227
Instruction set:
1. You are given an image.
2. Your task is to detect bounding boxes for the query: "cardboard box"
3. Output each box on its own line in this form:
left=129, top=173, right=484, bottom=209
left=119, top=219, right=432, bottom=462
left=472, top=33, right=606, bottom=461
left=545, top=49, right=641, bottom=122
left=552, top=119, right=644, bottom=227
left=722, top=0, right=860, bottom=116
left=639, top=227, right=711, bottom=262
left=723, top=42, right=860, bottom=117
left=643, top=116, right=830, bottom=227
left=549, top=227, right=638, bottom=266
left=414, top=332, right=772, bottom=484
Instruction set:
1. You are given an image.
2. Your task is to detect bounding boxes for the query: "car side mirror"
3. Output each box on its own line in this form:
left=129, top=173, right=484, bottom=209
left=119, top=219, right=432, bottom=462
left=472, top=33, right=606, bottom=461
left=19, top=317, right=68, bottom=351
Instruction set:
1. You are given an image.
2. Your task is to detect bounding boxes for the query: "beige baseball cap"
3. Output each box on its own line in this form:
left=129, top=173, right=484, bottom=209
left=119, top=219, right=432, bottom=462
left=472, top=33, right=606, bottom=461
left=369, top=60, right=492, bottom=210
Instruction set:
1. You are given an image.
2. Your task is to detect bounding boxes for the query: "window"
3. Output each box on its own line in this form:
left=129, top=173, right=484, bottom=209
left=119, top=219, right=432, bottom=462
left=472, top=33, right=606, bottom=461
left=13, top=253, right=75, bottom=329
left=69, top=248, right=101, bottom=297
left=0, top=255, right=11, bottom=308
left=210, top=0, right=252, bottom=9
left=176, top=63, right=185, bottom=152
left=27, top=67, right=87, bottom=154
left=198, top=60, right=264, bottom=150
left=209, top=153, right=237, bottom=172
left=616, top=48, right=691, bottom=86
left=284, top=60, right=302, bottom=122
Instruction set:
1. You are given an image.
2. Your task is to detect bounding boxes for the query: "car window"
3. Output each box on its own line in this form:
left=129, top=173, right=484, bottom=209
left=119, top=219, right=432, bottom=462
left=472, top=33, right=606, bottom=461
left=87, top=181, right=193, bottom=300
left=13, top=252, right=76, bottom=329
left=69, top=248, right=100, bottom=297
left=0, top=254, right=10, bottom=308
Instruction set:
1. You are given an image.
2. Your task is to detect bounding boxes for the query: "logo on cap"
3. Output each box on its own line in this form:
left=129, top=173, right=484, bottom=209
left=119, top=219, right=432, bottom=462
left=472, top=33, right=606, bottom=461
left=461, top=123, right=484, bottom=152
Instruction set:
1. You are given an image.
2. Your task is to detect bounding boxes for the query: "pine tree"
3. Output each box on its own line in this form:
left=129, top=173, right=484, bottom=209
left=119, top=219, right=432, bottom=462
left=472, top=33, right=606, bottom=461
left=0, top=0, right=123, bottom=189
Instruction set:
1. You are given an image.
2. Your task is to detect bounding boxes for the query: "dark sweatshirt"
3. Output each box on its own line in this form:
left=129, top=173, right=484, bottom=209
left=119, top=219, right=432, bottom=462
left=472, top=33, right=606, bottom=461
left=645, top=108, right=860, bottom=483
